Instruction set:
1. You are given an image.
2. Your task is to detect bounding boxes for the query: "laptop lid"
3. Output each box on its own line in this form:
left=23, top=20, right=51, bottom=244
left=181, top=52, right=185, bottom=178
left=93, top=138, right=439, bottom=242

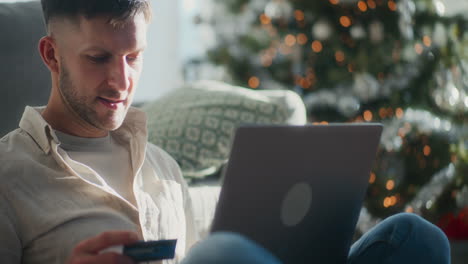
left=210, top=124, right=383, bottom=264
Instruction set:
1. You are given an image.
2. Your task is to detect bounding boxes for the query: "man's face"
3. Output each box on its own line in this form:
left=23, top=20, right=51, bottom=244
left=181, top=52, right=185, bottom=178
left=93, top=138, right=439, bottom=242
left=55, top=13, right=147, bottom=132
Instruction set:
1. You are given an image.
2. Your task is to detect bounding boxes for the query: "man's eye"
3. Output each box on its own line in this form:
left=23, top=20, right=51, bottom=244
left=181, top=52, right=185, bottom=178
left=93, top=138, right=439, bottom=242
left=126, top=55, right=141, bottom=63
left=88, top=55, right=109, bottom=63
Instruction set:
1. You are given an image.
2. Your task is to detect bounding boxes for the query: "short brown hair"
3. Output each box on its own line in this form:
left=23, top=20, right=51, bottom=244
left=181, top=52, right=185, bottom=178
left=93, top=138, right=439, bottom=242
left=41, top=0, right=152, bottom=27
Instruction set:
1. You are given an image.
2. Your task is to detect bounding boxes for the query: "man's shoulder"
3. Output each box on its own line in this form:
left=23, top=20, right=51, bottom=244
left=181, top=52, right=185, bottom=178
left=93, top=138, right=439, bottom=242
left=0, top=128, right=36, bottom=155
left=1, top=129, right=23, bottom=156
left=0, top=128, right=43, bottom=179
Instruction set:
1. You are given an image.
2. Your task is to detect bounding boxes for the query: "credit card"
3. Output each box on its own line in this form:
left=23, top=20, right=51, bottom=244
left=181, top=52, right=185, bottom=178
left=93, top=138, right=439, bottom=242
left=123, top=239, right=177, bottom=262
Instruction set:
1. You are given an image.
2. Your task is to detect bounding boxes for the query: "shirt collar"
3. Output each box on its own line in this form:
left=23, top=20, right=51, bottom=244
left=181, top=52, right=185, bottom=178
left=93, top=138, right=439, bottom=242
left=18, top=106, right=148, bottom=155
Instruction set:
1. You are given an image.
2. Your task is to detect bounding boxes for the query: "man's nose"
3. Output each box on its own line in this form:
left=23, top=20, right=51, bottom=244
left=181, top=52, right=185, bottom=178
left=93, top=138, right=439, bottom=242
left=107, top=57, right=131, bottom=91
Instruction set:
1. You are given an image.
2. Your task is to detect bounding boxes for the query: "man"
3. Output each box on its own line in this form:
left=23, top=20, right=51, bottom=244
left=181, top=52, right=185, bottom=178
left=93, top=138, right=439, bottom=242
left=0, top=0, right=451, bottom=264
left=0, top=0, right=196, bottom=263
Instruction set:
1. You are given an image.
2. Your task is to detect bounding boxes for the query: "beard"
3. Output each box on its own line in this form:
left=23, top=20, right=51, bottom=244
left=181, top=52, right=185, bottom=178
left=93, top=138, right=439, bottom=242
left=58, top=62, right=128, bottom=132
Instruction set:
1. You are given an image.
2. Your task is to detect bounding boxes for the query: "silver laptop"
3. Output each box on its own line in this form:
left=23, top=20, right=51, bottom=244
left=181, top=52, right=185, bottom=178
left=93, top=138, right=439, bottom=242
left=211, top=124, right=383, bottom=264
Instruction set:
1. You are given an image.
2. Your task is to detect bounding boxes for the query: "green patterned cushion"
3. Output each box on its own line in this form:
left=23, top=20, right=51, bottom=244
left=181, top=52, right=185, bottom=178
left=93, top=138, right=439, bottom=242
left=143, top=80, right=306, bottom=180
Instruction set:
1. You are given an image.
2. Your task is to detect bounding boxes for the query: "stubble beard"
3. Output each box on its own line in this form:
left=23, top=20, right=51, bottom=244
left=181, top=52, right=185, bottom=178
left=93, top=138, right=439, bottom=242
left=58, top=63, right=127, bottom=132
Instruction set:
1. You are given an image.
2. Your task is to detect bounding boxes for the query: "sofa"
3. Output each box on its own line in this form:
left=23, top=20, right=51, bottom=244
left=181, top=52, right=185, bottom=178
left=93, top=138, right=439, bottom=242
left=0, top=0, right=51, bottom=137
left=0, top=0, right=307, bottom=240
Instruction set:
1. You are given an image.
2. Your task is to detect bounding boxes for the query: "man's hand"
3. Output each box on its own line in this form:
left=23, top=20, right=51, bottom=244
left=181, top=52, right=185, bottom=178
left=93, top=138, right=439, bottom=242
left=67, top=231, right=140, bottom=264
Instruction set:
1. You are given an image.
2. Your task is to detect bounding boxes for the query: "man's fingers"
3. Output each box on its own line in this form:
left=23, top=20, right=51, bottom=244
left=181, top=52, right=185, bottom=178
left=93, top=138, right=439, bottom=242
left=74, top=231, right=140, bottom=254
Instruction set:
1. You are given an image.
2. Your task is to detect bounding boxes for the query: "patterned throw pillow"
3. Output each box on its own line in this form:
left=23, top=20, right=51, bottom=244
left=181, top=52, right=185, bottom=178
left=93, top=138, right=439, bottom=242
left=143, top=80, right=306, bottom=180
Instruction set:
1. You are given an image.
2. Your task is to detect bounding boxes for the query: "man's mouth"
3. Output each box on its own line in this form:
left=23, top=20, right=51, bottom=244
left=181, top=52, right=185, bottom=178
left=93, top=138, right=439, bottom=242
left=98, top=97, right=126, bottom=110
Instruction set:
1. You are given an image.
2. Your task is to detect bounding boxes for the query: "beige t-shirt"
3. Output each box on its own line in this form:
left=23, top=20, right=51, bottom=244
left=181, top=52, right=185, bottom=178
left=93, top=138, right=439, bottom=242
left=54, top=130, right=136, bottom=206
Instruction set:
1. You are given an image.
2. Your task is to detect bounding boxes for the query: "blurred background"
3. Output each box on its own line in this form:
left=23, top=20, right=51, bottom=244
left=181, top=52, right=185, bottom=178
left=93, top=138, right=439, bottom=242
left=179, top=0, right=468, bottom=241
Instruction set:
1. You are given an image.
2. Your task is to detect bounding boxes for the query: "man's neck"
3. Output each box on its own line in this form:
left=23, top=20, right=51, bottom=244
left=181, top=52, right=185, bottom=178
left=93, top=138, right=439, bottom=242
left=42, top=100, right=108, bottom=138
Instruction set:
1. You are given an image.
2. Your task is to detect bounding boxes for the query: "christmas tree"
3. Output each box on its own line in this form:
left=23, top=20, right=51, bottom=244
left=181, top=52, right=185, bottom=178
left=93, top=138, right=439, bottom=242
left=192, top=0, right=468, bottom=238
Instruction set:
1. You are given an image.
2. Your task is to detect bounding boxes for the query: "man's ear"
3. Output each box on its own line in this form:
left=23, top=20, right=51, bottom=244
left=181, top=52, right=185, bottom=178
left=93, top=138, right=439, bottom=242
left=38, top=36, right=59, bottom=74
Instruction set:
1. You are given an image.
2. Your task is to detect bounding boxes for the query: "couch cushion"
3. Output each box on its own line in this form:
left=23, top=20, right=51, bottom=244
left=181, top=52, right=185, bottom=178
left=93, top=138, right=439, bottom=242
left=143, top=80, right=307, bottom=180
left=0, top=1, right=50, bottom=137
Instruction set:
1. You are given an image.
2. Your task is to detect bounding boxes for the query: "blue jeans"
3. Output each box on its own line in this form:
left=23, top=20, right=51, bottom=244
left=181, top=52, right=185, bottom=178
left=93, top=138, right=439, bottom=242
left=181, top=213, right=450, bottom=264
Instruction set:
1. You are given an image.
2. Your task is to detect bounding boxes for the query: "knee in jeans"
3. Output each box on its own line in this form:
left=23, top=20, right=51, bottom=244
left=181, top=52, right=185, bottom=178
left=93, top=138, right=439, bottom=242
left=388, top=213, right=427, bottom=232
left=389, top=213, right=444, bottom=236
left=348, top=213, right=450, bottom=264
left=387, top=213, right=450, bottom=255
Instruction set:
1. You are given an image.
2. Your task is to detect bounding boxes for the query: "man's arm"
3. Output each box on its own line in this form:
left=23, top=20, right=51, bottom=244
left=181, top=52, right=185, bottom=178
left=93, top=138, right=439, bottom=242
left=146, top=143, right=199, bottom=249
left=171, top=159, right=199, bottom=249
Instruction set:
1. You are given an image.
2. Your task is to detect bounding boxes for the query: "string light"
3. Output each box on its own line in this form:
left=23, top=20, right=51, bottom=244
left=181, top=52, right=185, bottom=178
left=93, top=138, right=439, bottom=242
left=405, top=206, right=414, bottom=213
left=335, top=50, right=345, bottom=63
left=386, top=180, right=395, bottom=191
left=423, top=36, right=432, bottom=47
left=388, top=0, right=397, bottom=11
left=329, top=0, right=339, bottom=5
left=297, top=33, right=308, bottom=45
left=300, top=78, right=313, bottom=89
left=305, top=71, right=317, bottom=88
left=339, top=16, right=352, bottom=28
left=379, top=108, right=386, bottom=119
left=248, top=76, right=260, bottom=89
left=383, top=196, right=398, bottom=208
left=294, top=10, right=305, bottom=21
left=285, top=34, right=297, bottom=47
left=358, top=1, right=368, bottom=12
left=311, top=40, right=323, bottom=53
left=367, top=0, right=376, bottom=9
left=260, top=14, right=271, bottom=25
left=383, top=197, right=391, bottom=208
left=396, top=108, right=404, bottom=119
left=363, top=110, right=373, bottom=121
left=423, top=145, right=431, bottom=156
left=369, top=172, right=376, bottom=184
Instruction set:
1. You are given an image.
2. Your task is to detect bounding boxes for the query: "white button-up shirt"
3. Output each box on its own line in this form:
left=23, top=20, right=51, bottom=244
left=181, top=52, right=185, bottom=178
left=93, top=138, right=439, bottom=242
left=0, top=106, right=197, bottom=263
